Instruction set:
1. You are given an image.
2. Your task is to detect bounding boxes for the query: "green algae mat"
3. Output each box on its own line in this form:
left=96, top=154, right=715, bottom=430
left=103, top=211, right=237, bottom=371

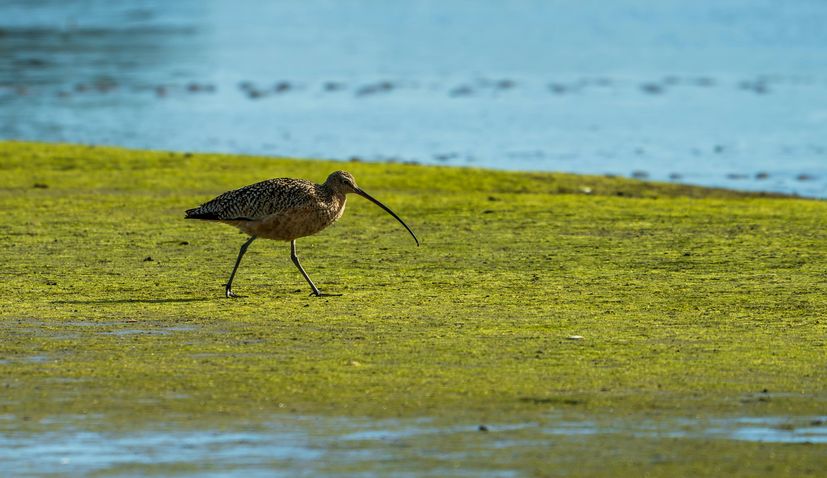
left=1, top=141, right=826, bottom=476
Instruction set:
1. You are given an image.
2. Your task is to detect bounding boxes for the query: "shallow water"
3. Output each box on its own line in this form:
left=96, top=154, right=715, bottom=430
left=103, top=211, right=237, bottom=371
left=1, top=0, right=826, bottom=196
left=1, top=414, right=824, bottom=477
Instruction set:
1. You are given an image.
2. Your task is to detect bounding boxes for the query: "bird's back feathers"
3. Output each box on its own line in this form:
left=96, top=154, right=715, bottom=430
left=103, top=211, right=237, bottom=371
left=185, top=178, right=322, bottom=221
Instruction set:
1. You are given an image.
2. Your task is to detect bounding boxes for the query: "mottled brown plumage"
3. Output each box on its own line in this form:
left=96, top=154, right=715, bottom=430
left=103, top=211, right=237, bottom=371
left=186, top=177, right=347, bottom=241
left=186, top=171, right=418, bottom=297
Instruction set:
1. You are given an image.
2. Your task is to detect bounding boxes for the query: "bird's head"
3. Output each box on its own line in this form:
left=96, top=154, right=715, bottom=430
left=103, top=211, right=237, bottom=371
left=323, top=170, right=419, bottom=246
left=325, top=170, right=359, bottom=194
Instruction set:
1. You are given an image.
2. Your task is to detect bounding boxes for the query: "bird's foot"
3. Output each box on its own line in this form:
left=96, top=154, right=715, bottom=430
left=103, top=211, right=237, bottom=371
left=310, top=290, right=342, bottom=297
left=225, top=286, right=243, bottom=298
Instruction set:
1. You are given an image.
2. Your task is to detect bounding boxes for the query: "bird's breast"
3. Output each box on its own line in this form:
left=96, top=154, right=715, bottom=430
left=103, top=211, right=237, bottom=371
left=228, top=193, right=346, bottom=241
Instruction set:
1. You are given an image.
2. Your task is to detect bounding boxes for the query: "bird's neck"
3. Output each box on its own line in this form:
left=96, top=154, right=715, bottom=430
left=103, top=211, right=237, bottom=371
left=319, top=184, right=347, bottom=218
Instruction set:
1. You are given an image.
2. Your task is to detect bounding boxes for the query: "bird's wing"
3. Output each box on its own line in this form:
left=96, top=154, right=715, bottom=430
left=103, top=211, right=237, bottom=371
left=186, top=178, right=318, bottom=220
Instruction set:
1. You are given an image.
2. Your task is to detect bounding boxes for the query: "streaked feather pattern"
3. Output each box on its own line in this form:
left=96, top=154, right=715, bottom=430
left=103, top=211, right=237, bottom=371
left=186, top=178, right=325, bottom=220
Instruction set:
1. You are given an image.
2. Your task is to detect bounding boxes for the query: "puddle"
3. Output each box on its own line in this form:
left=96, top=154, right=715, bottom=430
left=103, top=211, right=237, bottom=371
left=101, top=329, right=169, bottom=336
left=61, top=321, right=124, bottom=327
left=539, top=416, right=827, bottom=444
left=100, top=324, right=198, bottom=336
left=702, top=417, right=827, bottom=444
left=0, top=355, right=52, bottom=365
left=0, top=414, right=824, bottom=477
left=0, top=418, right=514, bottom=478
left=164, top=325, right=198, bottom=332
left=0, top=320, right=197, bottom=342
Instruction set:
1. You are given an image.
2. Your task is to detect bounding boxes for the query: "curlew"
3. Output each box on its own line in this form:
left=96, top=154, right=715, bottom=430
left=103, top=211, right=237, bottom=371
left=185, top=171, right=419, bottom=297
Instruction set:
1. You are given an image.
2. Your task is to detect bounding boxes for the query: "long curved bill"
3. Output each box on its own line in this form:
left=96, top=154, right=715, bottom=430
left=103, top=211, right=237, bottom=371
left=355, top=188, right=420, bottom=246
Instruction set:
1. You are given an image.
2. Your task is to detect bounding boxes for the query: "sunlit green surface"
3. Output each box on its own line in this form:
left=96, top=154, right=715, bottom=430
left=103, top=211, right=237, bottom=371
left=1, top=141, right=825, bottom=476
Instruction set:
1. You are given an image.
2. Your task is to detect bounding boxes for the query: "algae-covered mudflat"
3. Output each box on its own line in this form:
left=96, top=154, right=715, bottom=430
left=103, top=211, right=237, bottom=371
left=1, top=142, right=825, bottom=476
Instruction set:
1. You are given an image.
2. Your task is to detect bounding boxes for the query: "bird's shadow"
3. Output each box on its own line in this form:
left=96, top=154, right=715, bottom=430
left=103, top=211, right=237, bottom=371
left=53, top=298, right=211, bottom=305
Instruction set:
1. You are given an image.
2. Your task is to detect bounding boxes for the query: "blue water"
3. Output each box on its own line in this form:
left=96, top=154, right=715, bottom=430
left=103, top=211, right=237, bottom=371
left=2, top=0, right=827, bottom=196
left=1, top=414, right=825, bottom=477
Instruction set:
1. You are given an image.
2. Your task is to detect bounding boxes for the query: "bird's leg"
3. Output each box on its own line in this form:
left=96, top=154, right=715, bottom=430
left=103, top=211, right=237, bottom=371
left=225, top=236, right=256, bottom=298
left=290, top=240, right=341, bottom=297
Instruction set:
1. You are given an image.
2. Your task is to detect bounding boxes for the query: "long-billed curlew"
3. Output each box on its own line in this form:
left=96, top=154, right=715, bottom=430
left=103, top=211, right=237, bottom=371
left=185, top=171, right=419, bottom=297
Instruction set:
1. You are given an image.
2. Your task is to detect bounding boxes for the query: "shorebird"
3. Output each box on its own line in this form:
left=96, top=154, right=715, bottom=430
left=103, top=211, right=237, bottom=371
left=185, top=171, right=419, bottom=297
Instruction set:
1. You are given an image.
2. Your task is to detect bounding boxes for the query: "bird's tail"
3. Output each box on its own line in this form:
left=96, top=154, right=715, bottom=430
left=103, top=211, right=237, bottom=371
left=185, top=207, right=220, bottom=220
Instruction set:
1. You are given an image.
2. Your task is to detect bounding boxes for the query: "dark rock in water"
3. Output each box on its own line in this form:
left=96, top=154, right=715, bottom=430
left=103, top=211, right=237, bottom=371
left=494, top=79, right=515, bottom=90
left=796, top=173, right=816, bottom=181
left=356, top=81, right=394, bottom=96
left=238, top=81, right=255, bottom=91
left=323, top=81, right=345, bottom=92
left=726, top=173, right=749, bottom=180
left=449, top=85, right=473, bottom=97
left=434, top=153, right=458, bottom=162
left=273, top=81, right=291, bottom=93
left=478, top=425, right=489, bottom=432
left=753, top=83, right=768, bottom=94
left=548, top=83, right=568, bottom=94
left=693, top=77, right=715, bottom=87
left=94, top=78, right=117, bottom=92
left=640, top=83, right=664, bottom=95
left=631, top=170, right=649, bottom=179
left=713, top=144, right=726, bottom=154
left=738, top=80, right=769, bottom=95
left=246, top=89, right=266, bottom=99
left=755, top=171, right=770, bottom=180
left=668, top=173, right=683, bottom=180
left=16, top=57, right=49, bottom=68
